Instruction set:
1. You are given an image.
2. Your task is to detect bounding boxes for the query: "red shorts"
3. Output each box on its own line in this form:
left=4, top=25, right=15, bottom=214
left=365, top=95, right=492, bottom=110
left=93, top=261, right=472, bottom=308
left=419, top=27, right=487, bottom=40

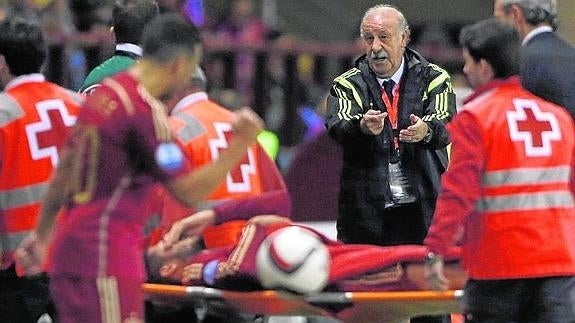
left=50, top=274, right=144, bottom=323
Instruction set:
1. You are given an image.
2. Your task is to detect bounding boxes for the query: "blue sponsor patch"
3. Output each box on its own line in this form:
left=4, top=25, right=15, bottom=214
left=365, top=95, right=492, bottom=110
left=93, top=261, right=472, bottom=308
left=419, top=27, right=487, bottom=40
left=203, top=260, right=219, bottom=285
left=155, top=142, right=184, bottom=172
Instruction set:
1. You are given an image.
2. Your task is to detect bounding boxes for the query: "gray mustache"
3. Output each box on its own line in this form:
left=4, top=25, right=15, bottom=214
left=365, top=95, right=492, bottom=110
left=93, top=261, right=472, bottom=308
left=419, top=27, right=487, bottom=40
left=371, top=52, right=388, bottom=59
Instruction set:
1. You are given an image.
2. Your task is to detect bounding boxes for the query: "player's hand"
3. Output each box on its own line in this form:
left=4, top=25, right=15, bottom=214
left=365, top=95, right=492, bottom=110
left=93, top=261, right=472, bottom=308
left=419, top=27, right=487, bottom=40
left=399, top=114, right=429, bottom=142
left=159, top=260, right=185, bottom=280
left=232, top=107, right=264, bottom=144
left=162, top=209, right=216, bottom=247
left=147, top=235, right=201, bottom=282
left=424, top=255, right=449, bottom=291
left=151, top=236, right=201, bottom=259
left=360, top=109, right=387, bottom=135
left=14, top=233, right=47, bottom=277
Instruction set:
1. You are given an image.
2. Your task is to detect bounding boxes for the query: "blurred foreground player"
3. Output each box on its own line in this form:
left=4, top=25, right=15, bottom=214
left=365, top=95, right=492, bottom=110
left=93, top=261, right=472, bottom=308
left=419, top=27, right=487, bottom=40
left=424, top=18, right=575, bottom=322
left=16, top=13, right=264, bottom=323
left=0, top=18, right=82, bottom=322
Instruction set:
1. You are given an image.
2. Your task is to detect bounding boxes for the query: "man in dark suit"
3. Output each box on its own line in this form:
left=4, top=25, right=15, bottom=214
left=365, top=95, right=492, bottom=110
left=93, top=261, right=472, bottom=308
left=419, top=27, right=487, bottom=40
left=494, top=0, right=575, bottom=119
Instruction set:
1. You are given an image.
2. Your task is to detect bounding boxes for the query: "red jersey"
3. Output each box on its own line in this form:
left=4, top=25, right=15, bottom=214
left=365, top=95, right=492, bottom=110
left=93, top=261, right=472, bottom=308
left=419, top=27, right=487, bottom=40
left=425, top=77, right=575, bottom=279
left=161, top=222, right=461, bottom=292
left=49, top=72, right=190, bottom=279
left=0, top=74, right=82, bottom=269
left=159, top=92, right=287, bottom=225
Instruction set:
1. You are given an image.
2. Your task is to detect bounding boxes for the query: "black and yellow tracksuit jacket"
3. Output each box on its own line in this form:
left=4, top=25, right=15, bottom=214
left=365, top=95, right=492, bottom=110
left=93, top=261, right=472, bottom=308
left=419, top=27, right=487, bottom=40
left=325, top=48, right=456, bottom=245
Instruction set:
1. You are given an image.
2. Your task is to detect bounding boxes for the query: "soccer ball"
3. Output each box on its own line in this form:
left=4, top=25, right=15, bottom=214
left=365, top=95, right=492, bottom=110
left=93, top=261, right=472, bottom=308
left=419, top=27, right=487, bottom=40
left=256, top=226, right=330, bottom=294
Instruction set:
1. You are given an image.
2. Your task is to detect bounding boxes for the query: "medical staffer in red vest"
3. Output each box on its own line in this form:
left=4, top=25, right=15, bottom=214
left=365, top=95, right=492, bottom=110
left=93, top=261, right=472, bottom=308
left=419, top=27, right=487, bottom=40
left=424, top=18, right=575, bottom=322
left=0, top=18, right=82, bottom=322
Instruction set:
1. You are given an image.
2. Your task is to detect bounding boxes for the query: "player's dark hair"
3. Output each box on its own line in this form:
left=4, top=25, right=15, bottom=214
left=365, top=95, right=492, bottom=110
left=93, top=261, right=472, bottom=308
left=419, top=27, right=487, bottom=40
left=459, top=18, right=520, bottom=79
left=141, top=13, right=202, bottom=63
left=0, top=18, right=46, bottom=76
left=112, top=0, right=160, bottom=44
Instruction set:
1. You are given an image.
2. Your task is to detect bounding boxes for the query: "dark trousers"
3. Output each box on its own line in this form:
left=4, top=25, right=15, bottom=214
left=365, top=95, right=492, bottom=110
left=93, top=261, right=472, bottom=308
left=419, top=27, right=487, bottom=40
left=380, top=203, right=429, bottom=246
left=0, top=265, right=57, bottom=323
left=464, top=277, right=575, bottom=323
left=410, top=315, right=451, bottom=323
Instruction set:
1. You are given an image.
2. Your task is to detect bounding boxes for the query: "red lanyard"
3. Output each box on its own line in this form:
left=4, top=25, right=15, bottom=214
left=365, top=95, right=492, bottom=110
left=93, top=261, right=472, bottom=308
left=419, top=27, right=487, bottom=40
left=382, top=82, right=400, bottom=127
left=381, top=82, right=400, bottom=148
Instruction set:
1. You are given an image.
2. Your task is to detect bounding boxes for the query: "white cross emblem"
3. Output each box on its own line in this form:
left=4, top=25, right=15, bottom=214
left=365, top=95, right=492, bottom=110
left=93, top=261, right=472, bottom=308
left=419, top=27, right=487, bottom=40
left=209, top=122, right=255, bottom=193
left=506, top=99, right=561, bottom=157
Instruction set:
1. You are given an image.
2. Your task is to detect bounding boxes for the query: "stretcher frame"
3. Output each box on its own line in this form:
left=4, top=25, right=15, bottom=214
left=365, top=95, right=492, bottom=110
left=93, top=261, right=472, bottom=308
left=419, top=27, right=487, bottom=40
left=143, top=283, right=464, bottom=323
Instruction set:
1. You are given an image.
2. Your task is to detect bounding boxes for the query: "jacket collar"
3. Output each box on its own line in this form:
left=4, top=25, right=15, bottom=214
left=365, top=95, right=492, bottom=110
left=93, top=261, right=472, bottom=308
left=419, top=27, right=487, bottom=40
left=5, top=73, right=45, bottom=91
left=115, top=43, right=143, bottom=57
left=523, top=26, right=553, bottom=46
left=171, top=91, right=209, bottom=115
left=463, top=76, right=520, bottom=105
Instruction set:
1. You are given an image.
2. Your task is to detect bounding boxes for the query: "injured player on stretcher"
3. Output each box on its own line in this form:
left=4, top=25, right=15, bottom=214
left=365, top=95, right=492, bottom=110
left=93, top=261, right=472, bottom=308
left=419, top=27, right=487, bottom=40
left=146, top=215, right=467, bottom=293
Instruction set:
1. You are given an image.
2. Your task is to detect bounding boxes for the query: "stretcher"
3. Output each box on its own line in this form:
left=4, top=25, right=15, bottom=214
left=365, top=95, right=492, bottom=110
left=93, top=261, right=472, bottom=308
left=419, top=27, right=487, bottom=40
left=145, top=222, right=467, bottom=322
left=143, top=283, right=464, bottom=323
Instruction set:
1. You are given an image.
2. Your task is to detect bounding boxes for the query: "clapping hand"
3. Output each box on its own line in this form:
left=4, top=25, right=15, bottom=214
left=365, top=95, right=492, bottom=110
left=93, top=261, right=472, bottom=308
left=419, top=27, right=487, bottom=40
left=399, top=114, right=429, bottom=142
left=360, top=109, right=387, bottom=135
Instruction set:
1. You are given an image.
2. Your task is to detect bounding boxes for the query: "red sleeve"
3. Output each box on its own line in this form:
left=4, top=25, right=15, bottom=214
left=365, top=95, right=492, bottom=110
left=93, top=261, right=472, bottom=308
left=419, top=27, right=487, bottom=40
left=424, top=111, right=484, bottom=257
left=213, top=189, right=292, bottom=224
left=571, top=140, right=575, bottom=194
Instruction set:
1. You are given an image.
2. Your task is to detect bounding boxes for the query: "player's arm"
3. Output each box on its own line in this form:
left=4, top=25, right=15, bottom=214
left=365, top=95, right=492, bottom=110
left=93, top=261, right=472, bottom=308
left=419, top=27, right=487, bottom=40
left=15, top=147, right=74, bottom=276
left=162, top=190, right=292, bottom=246
left=36, top=147, right=74, bottom=242
left=164, top=107, right=264, bottom=207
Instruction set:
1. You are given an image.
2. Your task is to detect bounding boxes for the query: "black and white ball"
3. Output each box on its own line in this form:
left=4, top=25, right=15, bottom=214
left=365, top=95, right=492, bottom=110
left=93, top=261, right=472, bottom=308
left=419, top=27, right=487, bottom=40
left=256, top=226, right=330, bottom=294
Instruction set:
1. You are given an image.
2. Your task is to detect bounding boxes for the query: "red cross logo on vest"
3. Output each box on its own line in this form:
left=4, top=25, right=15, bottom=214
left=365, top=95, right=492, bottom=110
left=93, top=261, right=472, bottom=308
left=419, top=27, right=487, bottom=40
left=506, top=99, right=561, bottom=157
left=209, top=121, right=255, bottom=192
left=25, top=99, right=77, bottom=167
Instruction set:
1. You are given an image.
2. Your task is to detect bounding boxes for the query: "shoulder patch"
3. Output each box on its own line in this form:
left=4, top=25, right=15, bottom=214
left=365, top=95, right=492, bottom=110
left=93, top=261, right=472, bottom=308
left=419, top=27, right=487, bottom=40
left=155, top=141, right=185, bottom=172
left=0, top=93, right=24, bottom=126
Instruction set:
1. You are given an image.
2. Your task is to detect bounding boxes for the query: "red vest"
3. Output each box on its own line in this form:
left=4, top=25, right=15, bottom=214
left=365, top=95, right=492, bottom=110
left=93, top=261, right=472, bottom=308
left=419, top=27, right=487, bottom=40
left=0, top=75, right=82, bottom=269
left=157, top=94, right=286, bottom=225
left=462, top=78, right=575, bottom=279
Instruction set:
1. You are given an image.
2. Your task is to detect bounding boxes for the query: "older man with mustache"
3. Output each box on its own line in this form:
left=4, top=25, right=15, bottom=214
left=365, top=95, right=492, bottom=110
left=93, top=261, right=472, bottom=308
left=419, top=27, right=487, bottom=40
left=325, top=5, right=456, bottom=322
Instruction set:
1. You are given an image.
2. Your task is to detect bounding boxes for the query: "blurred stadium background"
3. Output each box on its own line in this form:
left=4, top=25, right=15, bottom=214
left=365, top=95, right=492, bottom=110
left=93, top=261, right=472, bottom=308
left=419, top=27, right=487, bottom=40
left=2, top=0, right=573, bottom=225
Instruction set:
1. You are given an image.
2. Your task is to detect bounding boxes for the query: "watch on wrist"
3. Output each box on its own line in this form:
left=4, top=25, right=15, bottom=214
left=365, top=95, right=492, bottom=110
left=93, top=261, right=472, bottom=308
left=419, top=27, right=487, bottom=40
left=422, top=126, right=433, bottom=144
